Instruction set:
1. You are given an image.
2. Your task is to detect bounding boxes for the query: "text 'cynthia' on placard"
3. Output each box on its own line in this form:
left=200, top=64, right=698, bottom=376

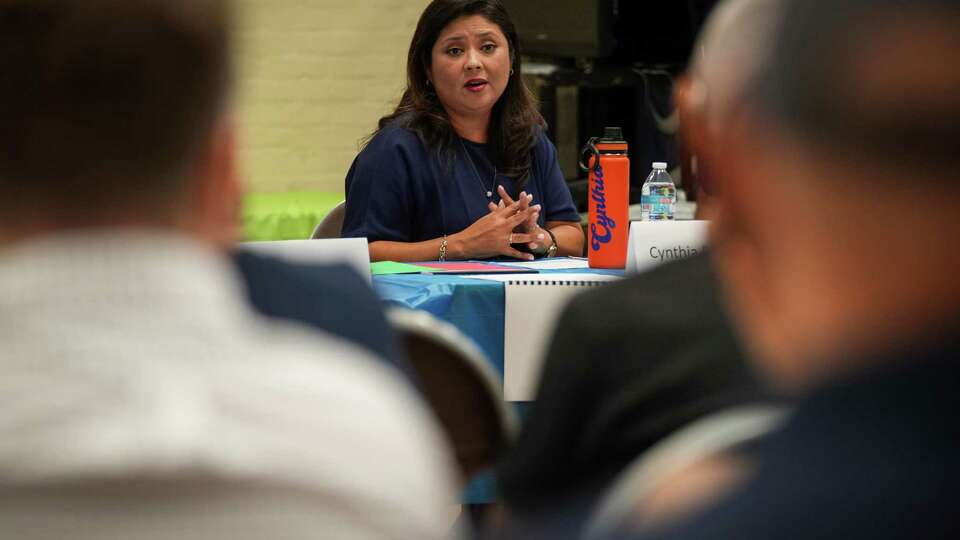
left=626, top=221, right=709, bottom=274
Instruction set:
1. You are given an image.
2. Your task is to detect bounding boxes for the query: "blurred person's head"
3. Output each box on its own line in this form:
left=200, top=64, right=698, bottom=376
left=675, top=0, right=784, bottom=220
left=0, top=0, right=237, bottom=246
left=617, top=1, right=788, bottom=529
left=710, top=0, right=960, bottom=389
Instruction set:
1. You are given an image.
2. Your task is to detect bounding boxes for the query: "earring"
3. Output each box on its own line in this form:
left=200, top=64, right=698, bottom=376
left=510, top=68, right=515, bottom=76
left=426, top=79, right=432, bottom=86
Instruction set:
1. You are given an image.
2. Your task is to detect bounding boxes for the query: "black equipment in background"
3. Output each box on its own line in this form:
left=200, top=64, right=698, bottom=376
left=502, top=0, right=616, bottom=58
left=503, top=0, right=719, bottom=64
left=506, top=0, right=720, bottom=209
left=538, top=67, right=678, bottom=209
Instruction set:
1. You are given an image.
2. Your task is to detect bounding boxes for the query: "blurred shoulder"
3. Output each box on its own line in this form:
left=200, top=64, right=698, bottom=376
left=565, top=252, right=719, bottom=328
left=221, top=317, right=450, bottom=467
left=214, top=322, right=459, bottom=536
left=233, top=250, right=354, bottom=280
left=241, top=251, right=361, bottom=284
left=232, top=252, right=373, bottom=309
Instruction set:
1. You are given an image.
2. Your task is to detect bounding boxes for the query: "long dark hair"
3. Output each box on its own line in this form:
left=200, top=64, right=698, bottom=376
left=374, top=0, right=543, bottom=188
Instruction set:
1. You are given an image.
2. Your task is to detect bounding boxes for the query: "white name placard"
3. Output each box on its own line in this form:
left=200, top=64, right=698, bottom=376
left=626, top=221, right=709, bottom=274
left=238, top=238, right=371, bottom=283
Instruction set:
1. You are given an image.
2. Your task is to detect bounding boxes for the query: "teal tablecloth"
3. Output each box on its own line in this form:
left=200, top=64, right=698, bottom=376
left=374, top=273, right=507, bottom=375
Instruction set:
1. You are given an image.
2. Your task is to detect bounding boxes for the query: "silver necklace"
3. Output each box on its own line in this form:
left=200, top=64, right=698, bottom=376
left=459, top=137, right=497, bottom=200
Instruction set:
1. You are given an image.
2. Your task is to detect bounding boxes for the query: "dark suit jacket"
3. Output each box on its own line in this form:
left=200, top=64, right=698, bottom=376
left=497, top=252, right=770, bottom=529
left=629, top=334, right=960, bottom=540
left=232, top=251, right=411, bottom=381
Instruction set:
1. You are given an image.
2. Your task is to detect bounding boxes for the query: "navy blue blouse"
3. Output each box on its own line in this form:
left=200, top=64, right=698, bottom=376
left=341, top=125, right=580, bottom=244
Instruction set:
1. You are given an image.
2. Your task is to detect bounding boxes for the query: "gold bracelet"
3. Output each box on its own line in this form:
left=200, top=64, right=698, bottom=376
left=439, top=235, right=448, bottom=261
left=544, top=228, right=558, bottom=258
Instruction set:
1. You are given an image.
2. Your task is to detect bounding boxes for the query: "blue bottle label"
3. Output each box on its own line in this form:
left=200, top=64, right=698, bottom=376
left=641, top=185, right=675, bottom=219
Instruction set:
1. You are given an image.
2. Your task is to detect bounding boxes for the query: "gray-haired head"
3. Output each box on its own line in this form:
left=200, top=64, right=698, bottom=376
left=690, top=0, right=786, bottom=130
left=753, top=0, right=960, bottom=172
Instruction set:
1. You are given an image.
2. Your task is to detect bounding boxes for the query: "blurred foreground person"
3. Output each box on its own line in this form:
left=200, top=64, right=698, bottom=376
left=495, top=0, right=784, bottom=535
left=0, top=1, right=458, bottom=538
left=233, top=251, right=413, bottom=380
left=622, top=0, right=960, bottom=538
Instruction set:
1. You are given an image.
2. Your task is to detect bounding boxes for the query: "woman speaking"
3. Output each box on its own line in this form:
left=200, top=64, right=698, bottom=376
left=342, top=0, right=584, bottom=262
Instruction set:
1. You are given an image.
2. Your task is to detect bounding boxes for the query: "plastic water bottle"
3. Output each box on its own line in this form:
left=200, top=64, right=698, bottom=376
left=640, top=162, right=677, bottom=221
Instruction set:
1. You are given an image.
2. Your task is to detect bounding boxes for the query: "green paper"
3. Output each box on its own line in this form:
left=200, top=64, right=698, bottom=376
left=370, top=261, right=438, bottom=275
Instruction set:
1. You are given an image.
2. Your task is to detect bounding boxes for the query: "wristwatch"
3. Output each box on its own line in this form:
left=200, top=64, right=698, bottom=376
left=544, top=228, right=558, bottom=258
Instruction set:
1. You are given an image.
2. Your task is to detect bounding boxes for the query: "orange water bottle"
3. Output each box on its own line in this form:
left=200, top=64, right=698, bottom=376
left=580, top=127, right=630, bottom=269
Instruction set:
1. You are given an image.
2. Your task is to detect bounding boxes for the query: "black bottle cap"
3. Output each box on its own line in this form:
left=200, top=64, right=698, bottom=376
left=601, top=126, right=625, bottom=143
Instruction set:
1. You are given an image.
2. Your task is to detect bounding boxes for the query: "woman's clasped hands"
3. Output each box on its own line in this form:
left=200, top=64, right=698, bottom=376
left=488, top=185, right=548, bottom=255
left=450, top=195, right=542, bottom=260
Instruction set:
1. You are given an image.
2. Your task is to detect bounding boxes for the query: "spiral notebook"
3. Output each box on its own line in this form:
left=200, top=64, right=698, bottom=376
left=471, top=273, right=621, bottom=400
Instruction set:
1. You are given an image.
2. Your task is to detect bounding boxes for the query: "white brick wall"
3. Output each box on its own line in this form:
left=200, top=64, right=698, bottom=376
left=235, top=0, right=430, bottom=194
